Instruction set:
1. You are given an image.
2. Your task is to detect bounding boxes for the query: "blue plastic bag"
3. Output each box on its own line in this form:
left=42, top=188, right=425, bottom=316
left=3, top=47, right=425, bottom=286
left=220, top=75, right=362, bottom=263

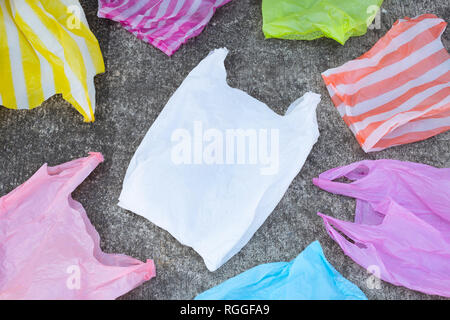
left=195, top=241, right=367, bottom=300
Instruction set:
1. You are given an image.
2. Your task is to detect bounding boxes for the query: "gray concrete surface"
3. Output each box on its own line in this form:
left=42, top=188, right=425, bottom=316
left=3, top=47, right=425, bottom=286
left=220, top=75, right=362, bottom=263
left=0, top=0, right=449, bottom=300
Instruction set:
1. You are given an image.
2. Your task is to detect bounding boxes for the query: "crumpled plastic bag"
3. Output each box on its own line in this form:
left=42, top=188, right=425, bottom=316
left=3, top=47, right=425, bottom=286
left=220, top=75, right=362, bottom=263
left=98, top=0, right=231, bottom=56
left=262, top=0, right=384, bottom=45
left=0, top=0, right=104, bottom=122
left=195, top=241, right=367, bottom=300
left=0, top=153, right=155, bottom=300
left=313, top=160, right=450, bottom=297
left=322, top=14, right=450, bottom=152
left=119, top=48, right=321, bottom=271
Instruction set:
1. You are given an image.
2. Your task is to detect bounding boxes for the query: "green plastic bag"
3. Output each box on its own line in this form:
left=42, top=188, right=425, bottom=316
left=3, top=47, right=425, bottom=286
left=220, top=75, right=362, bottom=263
left=262, top=0, right=384, bottom=45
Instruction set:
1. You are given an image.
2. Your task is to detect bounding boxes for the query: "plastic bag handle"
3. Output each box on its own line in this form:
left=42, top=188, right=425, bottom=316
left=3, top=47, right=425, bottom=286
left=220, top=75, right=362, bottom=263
left=318, top=212, right=369, bottom=244
left=52, top=152, right=104, bottom=196
left=187, top=48, right=228, bottom=83
left=313, top=160, right=373, bottom=198
left=318, top=212, right=371, bottom=268
left=285, top=92, right=321, bottom=118
left=318, top=212, right=393, bottom=286
left=0, top=153, right=103, bottom=214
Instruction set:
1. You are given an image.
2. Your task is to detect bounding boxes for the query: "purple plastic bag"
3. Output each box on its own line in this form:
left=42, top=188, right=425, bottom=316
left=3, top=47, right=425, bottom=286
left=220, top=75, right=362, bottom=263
left=313, top=160, right=450, bottom=297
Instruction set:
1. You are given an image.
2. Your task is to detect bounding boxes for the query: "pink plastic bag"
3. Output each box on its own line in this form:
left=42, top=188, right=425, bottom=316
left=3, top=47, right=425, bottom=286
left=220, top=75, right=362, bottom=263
left=98, top=0, right=232, bottom=56
left=0, top=153, right=155, bottom=300
left=313, top=160, right=450, bottom=297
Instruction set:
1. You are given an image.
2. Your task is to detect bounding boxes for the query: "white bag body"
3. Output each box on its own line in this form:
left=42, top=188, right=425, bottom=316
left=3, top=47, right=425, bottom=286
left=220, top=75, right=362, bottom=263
left=119, top=48, right=321, bottom=271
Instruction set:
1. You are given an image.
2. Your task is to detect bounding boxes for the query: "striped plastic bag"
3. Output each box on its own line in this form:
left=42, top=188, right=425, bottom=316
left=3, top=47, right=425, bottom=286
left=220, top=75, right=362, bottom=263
left=322, top=14, right=450, bottom=152
left=98, top=0, right=231, bottom=56
left=0, top=0, right=105, bottom=122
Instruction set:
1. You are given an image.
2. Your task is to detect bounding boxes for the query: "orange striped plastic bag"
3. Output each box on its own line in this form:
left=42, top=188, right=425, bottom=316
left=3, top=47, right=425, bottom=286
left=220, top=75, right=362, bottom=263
left=322, top=14, right=450, bottom=152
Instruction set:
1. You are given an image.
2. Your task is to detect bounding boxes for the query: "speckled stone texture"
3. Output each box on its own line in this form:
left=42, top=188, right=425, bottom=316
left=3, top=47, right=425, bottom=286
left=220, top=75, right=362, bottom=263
left=0, top=0, right=449, bottom=300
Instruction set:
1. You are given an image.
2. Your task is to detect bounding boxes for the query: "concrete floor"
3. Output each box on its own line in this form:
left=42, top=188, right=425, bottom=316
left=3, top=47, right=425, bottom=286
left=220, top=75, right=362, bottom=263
left=0, top=0, right=449, bottom=300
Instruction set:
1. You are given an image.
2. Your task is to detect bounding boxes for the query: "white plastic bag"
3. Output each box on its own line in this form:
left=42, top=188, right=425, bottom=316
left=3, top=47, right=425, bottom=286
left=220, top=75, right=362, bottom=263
left=119, top=48, right=320, bottom=271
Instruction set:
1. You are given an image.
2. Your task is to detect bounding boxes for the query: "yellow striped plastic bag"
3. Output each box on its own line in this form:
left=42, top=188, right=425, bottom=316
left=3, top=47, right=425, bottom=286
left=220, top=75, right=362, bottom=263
left=0, top=0, right=104, bottom=122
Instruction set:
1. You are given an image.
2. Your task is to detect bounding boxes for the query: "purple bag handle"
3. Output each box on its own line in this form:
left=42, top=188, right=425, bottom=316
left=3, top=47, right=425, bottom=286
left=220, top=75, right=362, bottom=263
left=313, top=160, right=374, bottom=199
left=318, top=212, right=391, bottom=284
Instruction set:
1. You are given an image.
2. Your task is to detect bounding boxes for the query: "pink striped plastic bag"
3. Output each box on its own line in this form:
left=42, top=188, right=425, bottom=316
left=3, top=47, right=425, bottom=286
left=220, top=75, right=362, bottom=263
left=98, top=0, right=231, bottom=56
left=322, top=14, right=450, bottom=152
left=0, top=153, right=155, bottom=300
left=313, top=160, right=450, bottom=297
